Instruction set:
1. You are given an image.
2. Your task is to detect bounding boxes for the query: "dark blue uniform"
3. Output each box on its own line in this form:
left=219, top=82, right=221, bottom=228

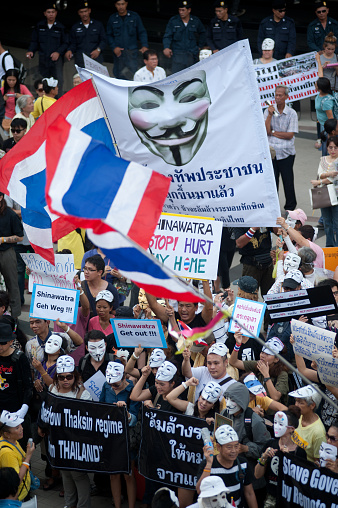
left=206, top=15, right=243, bottom=51
left=257, top=16, right=296, bottom=60
left=163, top=14, right=206, bottom=73
left=28, top=20, right=68, bottom=94
left=307, top=17, right=338, bottom=53
left=107, top=11, right=148, bottom=79
left=68, top=19, right=106, bottom=68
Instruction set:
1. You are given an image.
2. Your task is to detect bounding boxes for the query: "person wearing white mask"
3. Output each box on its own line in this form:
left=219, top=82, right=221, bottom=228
left=196, top=476, right=231, bottom=508
left=253, top=38, right=276, bottom=65
left=182, top=343, right=236, bottom=402
left=31, top=334, right=66, bottom=392
left=78, top=330, right=117, bottom=383
left=125, top=345, right=166, bottom=382
left=254, top=406, right=306, bottom=508
left=197, top=424, right=258, bottom=508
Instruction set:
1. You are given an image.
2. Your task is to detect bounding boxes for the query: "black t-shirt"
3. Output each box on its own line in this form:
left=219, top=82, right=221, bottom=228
left=78, top=353, right=114, bottom=382
left=0, top=208, right=24, bottom=251
left=174, top=311, right=206, bottom=329
left=2, top=138, right=15, bottom=152
left=149, top=385, right=182, bottom=413
left=227, top=333, right=262, bottom=366
left=261, top=438, right=307, bottom=495
left=0, top=350, right=33, bottom=412
left=234, top=227, right=272, bottom=265
left=198, top=456, right=253, bottom=508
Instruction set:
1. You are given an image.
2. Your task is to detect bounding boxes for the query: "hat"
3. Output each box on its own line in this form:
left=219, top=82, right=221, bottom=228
left=262, top=38, right=275, bottom=50
left=190, top=333, right=215, bottom=353
left=56, top=355, right=75, bottom=373
left=178, top=0, right=191, bottom=7
left=213, top=0, right=228, bottom=7
left=272, top=0, right=286, bottom=8
left=0, top=410, right=24, bottom=428
left=96, top=290, right=114, bottom=303
left=208, top=343, right=228, bottom=357
left=155, top=361, right=177, bottom=382
left=315, top=1, right=327, bottom=9
left=244, top=373, right=267, bottom=397
left=77, top=0, right=90, bottom=9
left=149, top=348, right=166, bottom=368
left=201, top=381, right=222, bottom=403
left=286, top=209, right=307, bottom=226
left=282, top=269, right=303, bottom=289
left=288, top=385, right=322, bottom=408
left=44, top=2, right=57, bottom=9
left=106, top=361, right=124, bottom=383
left=0, top=322, right=15, bottom=343
left=43, top=77, right=58, bottom=88
left=199, top=476, right=229, bottom=498
left=232, top=276, right=258, bottom=294
left=262, top=336, right=284, bottom=355
left=215, top=424, right=238, bottom=445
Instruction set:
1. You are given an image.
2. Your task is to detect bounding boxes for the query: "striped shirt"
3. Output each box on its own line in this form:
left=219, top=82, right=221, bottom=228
left=198, top=457, right=253, bottom=507
left=263, top=104, right=298, bottom=160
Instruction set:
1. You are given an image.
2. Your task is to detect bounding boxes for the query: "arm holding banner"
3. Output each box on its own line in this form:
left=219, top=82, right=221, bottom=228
left=125, top=345, right=143, bottom=379
left=276, top=217, right=308, bottom=248
left=166, top=377, right=198, bottom=412
left=290, top=335, right=319, bottom=383
left=235, top=228, right=260, bottom=249
left=229, top=332, right=245, bottom=371
left=56, top=318, right=83, bottom=346
left=145, top=292, right=169, bottom=323
left=196, top=445, right=213, bottom=494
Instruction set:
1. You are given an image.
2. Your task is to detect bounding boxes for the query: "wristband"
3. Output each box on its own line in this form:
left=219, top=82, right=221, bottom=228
left=203, top=468, right=211, bottom=473
left=3, top=237, right=6, bottom=243
left=42, top=372, right=48, bottom=377
left=80, top=290, right=84, bottom=295
left=263, top=377, right=271, bottom=382
left=132, top=353, right=140, bottom=360
left=22, top=462, right=30, bottom=469
left=245, top=229, right=254, bottom=239
left=234, top=343, right=240, bottom=352
left=65, top=326, right=70, bottom=333
left=257, top=457, right=266, bottom=466
left=182, top=382, right=188, bottom=389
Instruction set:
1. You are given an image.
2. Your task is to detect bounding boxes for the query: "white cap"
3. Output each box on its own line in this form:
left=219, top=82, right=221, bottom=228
left=199, top=476, right=229, bottom=498
left=149, top=348, right=166, bottom=368
left=44, top=77, right=58, bottom=87
left=262, top=337, right=284, bottom=355
left=56, top=355, right=75, bottom=373
left=201, top=381, right=222, bottom=403
left=262, top=38, right=275, bottom=50
left=0, top=410, right=24, bottom=428
left=215, top=424, right=238, bottom=445
left=96, top=290, right=114, bottom=303
left=208, top=343, right=228, bottom=357
left=155, top=361, right=177, bottom=382
left=106, top=361, right=125, bottom=383
left=282, top=269, right=303, bottom=289
left=289, top=385, right=322, bottom=408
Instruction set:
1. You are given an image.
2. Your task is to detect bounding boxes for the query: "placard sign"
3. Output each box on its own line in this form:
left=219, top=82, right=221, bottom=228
left=149, top=213, right=223, bottom=280
left=263, top=286, right=338, bottom=322
left=21, top=253, right=76, bottom=292
left=83, top=370, right=106, bottom=401
left=41, top=393, right=130, bottom=474
left=229, top=297, right=266, bottom=338
left=322, top=247, right=338, bottom=272
left=83, top=54, right=109, bottom=77
left=30, top=284, right=80, bottom=324
left=111, top=319, right=167, bottom=348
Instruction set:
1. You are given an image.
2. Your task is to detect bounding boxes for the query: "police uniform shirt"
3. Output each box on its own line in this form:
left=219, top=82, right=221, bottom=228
left=257, top=16, right=296, bottom=60
left=69, top=19, right=106, bottom=66
left=107, top=11, right=148, bottom=51
left=133, top=65, right=166, bottom=82
left=206, top=15, right=243, bottom=51
left=163, top=14, right=206, bottom=54
left=28, top=19, right=68, bottom=58
left=307, top=17, right=338, bottom=53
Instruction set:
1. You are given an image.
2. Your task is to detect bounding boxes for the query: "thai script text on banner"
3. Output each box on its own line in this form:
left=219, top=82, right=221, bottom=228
left=21, top=253, right=76, bottom=292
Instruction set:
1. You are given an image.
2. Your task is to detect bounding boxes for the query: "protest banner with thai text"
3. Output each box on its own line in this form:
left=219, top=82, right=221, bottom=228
left=30, top=284, right=80, bottom=324
left=41, top=393, right=130, bottom=473
left=21, top=253, right=76, bottom=292
left=291, top=319, right=336, bottom=359
left=149, top=213, right=222, bottom=280
left=254, top=52, right=318, bottom=107
left=229, top=297, right=266, bottom=338
left=83, top=371, right=106, bottom=401
left=111, top=318, right=167, bottom=348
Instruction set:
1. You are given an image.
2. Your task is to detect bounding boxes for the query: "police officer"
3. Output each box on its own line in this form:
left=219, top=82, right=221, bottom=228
left=26, top=3, right=68, bottom=96
left=65, top=1, right=106, bottom=69
left=257, top=0, right=296, bottom=61
left=207, top=0, right=243, bottom=52
left=163, top=0, right=206, bottom=73
left=107, top=0, right=148, bottom=80
left=307, top=1, right=338, bottom=54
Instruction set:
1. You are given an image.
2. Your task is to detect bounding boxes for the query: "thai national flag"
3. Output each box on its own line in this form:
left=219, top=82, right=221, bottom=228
left=0, top=80, right=114, bottom=263
left=45, top=116, right=203, bottom=302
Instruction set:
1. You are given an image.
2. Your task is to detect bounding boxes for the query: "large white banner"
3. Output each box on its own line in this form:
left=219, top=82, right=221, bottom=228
left=254, top=52, right=318, bottom=107
left=78, top=40, right=280, bottom=226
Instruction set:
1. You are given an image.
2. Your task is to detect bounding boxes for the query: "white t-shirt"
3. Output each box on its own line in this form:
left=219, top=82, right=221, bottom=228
left=0, top=52, right=14, bottom=81
left=50, top=385, right=92, bottom=400
left=133, top=65, right=166, bottom=83
left=188, top=367, right=236, bottom=402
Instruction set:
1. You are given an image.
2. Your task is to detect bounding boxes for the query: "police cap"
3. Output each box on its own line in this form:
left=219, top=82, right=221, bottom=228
left=77, top=0, right=90, bottom=10
left=44, top=2, right=57, bottom=10
left=272, top=0, right=286, bottom=8
left=315, top=1, right=328, bottom=8
left=213, top=0, right=228, bottom=7
left=178, top=0, right=191, bottom=8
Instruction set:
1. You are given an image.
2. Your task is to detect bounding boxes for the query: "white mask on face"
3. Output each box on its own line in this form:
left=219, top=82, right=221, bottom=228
left=284, top=253, right=301, bottom=273
left=87, top=339, right=106, bottom=362
left=319, top=441, right=337, bottom=467
left=224, top=398, right=241, bottom=415
left=274, top=411, right=288, bottom=438
left=285, top=215, right=296, bottom=229
left=106, top=362, right=124, bottom=384
left=199, top=49, right=212, bottom=60
left=45, top=334, right=62, bottom=354
left=56, top=355, right=75, bottom=373
left=200, top=493, right=230, bottom=508
left=155, top=361, right=177, bottom=382
left=149, top=348, right=166, bottom=368
left=244, top=374, right=266, bottom=397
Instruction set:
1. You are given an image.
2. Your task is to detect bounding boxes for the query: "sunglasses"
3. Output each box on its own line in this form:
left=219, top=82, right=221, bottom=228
left=326, top=433, right=338, bottom=442
left=12, top=129, right=25, bottom=134
left=37, top=88, right=44, bottom=91
left=58, top=374, right=74, bottom=381
left=317, top=9, right=327, bottom=13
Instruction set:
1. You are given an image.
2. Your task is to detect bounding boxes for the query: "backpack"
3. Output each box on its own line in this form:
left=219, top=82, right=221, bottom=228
left=2, top=51, right=27, bottom=84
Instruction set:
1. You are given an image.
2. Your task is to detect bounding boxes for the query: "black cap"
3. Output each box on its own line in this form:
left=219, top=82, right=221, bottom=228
left=178, top=0, right=191, bottom=8
left=272, top=0, right=286, bottom=8
left=44, top=2, right=57, bottom=10
left=0, top=322, right=15, bottom=343
left=77, top=0, right=90, bottom=9
left=315, top=1, right=328, bottom=8
left=214, top=0, right=228, bottom=7
left=232, top=275, right=258, bottom=294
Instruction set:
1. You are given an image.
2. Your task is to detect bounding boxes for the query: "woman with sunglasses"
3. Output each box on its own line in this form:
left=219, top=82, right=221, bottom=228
left=100, top=361, right=140, bottom=508
left=50, top=355, right=91, bottom=508
left=324, top=423, right=338, bottom=473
